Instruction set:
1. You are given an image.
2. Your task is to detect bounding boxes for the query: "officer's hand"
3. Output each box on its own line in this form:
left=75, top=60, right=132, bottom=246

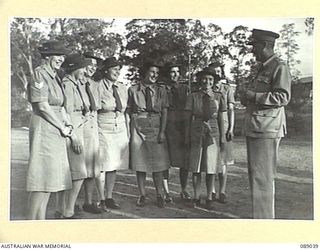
left=245, top=90, right=256, bottom=102
left=226, top=130, right=234, bottom=141
left=70, top=134, right=83, bottom=154
left=157, top=131, right=165, bottom=144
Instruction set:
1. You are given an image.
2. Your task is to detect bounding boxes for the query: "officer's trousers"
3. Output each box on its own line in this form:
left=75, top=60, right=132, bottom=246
left=246, top=137, right=281, bottom=219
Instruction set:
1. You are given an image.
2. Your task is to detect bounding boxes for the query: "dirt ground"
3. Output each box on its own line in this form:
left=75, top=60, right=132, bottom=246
left=10, top=128, right=313, bottom=220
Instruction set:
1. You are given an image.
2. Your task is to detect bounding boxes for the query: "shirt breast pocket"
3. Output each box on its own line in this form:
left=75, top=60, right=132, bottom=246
left=250, top=108, right=281, bottom=133
left=256, top=76, right=272, bottom=92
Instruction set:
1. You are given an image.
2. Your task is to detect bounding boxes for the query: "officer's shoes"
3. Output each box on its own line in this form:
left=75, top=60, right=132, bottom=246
left=218, top=193, right=227, bottom=204
left=83, top=203, right=103, bottom=214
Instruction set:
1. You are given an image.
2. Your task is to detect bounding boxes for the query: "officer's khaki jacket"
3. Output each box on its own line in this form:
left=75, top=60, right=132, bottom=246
left=244, top=55, right=291, bottom=138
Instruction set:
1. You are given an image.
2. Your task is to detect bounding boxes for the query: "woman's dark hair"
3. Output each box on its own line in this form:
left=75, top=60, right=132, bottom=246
left=92, top=69, right=104, bottom=82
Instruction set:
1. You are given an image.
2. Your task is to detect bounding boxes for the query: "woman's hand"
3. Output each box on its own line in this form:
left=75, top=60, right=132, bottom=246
left=60, top=125, right=73, bottom=137
left=226, top=129, right=234, bottom=141
left=70, top=133, right=83, bottom=154
left=157, top=131, right=165, bottom=144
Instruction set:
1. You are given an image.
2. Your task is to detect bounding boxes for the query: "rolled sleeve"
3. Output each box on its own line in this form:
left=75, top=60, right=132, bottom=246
left=219, top=94, right=228, bottom=112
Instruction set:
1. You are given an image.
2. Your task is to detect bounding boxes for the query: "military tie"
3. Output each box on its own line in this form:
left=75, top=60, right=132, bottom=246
left=112, top=84, right=122, bottom=112
left=202, top=93, right=212, bottom=122
left=76, top=84, right=90, bottom=115
left=85, top=82, right=97, bottom=111
left=56, top=75, right=67, bottom=108
left=145, top=87, right=153, bottom=112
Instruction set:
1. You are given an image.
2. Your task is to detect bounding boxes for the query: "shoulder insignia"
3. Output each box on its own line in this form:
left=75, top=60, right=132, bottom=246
left=34, top=81, right=44, bottom=89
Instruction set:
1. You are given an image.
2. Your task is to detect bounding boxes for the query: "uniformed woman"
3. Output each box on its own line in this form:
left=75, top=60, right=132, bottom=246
left=60, top=53, right=92, bottom=219
left=78, top=52, right=103, bottom=214
left=208, top=61, right=235, bottom=204
left=163, top=63, right=191, bottom=202
left=185, top=67, right=226, bottom=210
left=26, top=40, right=72, bottom=220
left=127, top=62, right=170, bottom=208
left=95, top=57, right=129, bottom=210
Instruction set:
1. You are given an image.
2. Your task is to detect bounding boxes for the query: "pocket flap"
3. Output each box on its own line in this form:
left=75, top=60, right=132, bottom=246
left=252, top=108, right=280, bottom=118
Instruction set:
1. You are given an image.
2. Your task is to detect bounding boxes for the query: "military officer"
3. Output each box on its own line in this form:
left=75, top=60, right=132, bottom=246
left=241, top=29, right=291, bottom=219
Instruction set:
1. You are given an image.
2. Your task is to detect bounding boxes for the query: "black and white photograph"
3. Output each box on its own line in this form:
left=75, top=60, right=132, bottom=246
left=10, top=17, right=313, bottom=221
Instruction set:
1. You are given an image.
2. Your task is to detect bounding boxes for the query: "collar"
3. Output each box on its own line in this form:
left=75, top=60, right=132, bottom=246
left=65, top=74, right=79, bottom=86
left=262, top=54, right=277, bottom=67
left=43, top=63, right=56, bottom=79
left=79, top=77, right=87, bottom=85
left=103, top=78, right=118, bottom=89
left=139, top=82, right=155, bottom=91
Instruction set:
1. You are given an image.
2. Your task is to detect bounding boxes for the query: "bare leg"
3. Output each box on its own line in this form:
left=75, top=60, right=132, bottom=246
left=152, top=171, right=164, bottom=196
left=212, top=174, right=217, bottom=193
left=95, top=171, right=106, bottom=201
left=179, top=168, right=189, bottom=192
left=55, top=191, right=66, bottom=215
left=64, top=179, right=84, bottom=217
left=84, top=178, right=95, bottom=204
left=105, top=171, right=116, bottom=199
left=37, top=193, right=51, bottom=220
left=219, top=164, right=228, bottom=195
left=192, top=173, right=201, bottom=200
left=162, top=170, right=170, bottom=194
left=27, top=192, right=50, bottom=220
left=136, top=171, right=146, bottom=196
left=205, top=174, right=214, bottom=200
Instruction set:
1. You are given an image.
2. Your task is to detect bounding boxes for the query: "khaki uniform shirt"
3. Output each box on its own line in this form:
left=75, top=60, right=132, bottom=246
left=97, top=79, right=128, bottom=113
left=63, top=75, right=85, bottom=113
left=28, top=64, right=65, bottom=106
left=244, top=55, right=291, bottom=138
left=165, top=83, right=189, bottom=111
left=127, top=82, right=169, bottom=113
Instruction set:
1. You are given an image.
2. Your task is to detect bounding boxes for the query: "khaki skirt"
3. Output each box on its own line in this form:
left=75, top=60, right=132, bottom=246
left=166, top=110, right=188, bottom=168
left=130, top=112, right=170, bottom=173
left=188, top=118, right=220, bottom=174
left=27, top=106, right=72, bottom=192
left=83, top=112, right=100, bottom=178
left=67, top=112, right=87, bottom=180
left=98, top=112, right=129, bottom=172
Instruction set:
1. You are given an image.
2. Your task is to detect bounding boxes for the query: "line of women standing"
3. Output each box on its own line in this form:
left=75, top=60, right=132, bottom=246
left=26, top=40, right=234, bottom=220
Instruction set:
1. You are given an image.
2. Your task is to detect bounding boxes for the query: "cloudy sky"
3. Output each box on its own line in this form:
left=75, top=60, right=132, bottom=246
left=110, top=18, right=313, bottom=77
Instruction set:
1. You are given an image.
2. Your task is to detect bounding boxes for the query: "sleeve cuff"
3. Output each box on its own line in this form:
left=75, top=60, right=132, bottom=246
left=30, top=97, right=48, bottom=103
left=255, top=93, right=265, bottom=104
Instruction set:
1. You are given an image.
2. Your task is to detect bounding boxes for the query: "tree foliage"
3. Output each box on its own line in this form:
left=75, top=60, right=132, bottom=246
left=10, top=17, right=124, bottom=126
left=304, top=17, right=314, bottom=36
left=277, top=23, right=301, bottom=82
left=124, top=19, right=224, bottom=82
left=11, top=18, right=309, bottom=127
